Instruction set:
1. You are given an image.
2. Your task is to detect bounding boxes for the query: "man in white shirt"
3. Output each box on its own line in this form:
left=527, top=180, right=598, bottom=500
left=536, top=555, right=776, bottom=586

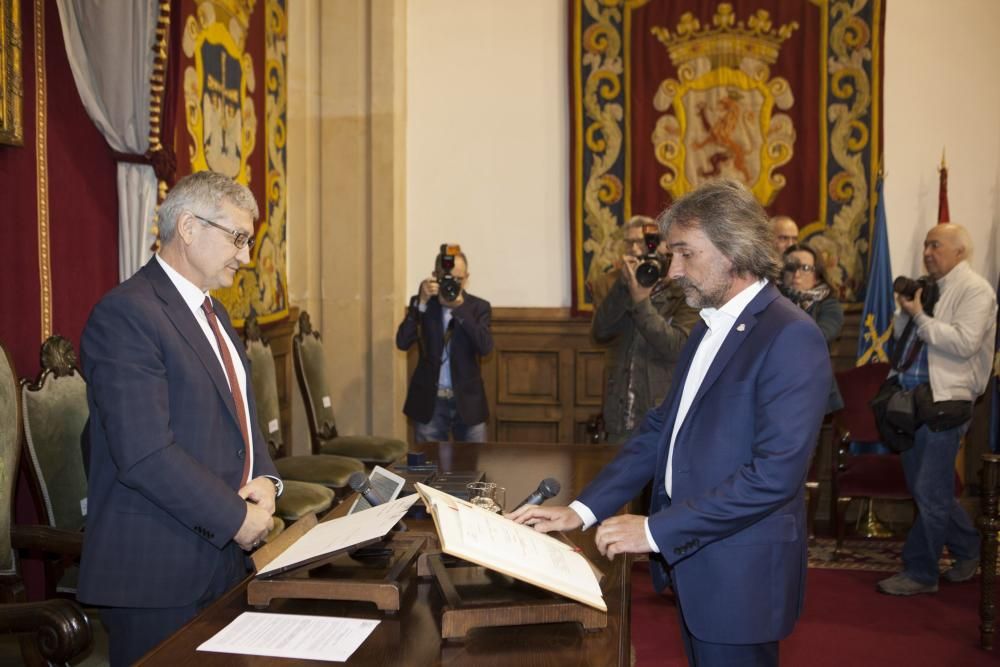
left=80, top=171, right=281, bottom=665
left=877, top=223, right=997, bottom=596
left=511, top=180, right=831, bottom=666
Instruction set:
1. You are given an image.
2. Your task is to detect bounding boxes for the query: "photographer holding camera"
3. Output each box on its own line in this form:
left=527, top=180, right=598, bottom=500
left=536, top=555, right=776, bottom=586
left=396, top=245, right=493, bottom=443
left=592, top=216, right=699, bottom=443
left=876, top=223, right=997, bottom=596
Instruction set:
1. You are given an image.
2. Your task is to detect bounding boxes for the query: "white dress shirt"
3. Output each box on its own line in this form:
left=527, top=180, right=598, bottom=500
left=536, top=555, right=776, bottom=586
left=156, top=254, right=256, bottom=481
left=570, top=279, right=768, bottom=552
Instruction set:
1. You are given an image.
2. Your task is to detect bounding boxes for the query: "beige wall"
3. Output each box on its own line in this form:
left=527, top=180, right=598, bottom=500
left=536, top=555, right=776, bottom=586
left=883, top=0, right=1000, bottom=284
left=287, top=0, right=408, bottom=448
left=405, top=0, right=571, bottom=307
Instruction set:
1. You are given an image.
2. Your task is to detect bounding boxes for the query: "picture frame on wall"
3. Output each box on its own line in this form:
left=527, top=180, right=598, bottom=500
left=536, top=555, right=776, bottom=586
left=0, top=0, right=23, bottom=146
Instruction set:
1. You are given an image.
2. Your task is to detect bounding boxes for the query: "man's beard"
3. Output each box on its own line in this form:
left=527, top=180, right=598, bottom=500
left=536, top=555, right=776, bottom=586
left=674, top=272, right=734, bottom=309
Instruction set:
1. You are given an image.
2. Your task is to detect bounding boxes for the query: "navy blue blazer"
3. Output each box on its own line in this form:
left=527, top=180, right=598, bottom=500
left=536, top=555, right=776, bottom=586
left=395, top=294, right=493, bottom=425
left=78, top=258, right=278, bottom=608
left=578, top=284, right=831, bottom=644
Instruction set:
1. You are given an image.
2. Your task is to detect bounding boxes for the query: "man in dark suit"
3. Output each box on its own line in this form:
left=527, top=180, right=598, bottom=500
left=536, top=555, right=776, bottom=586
left=396, top=248, right=493, bottom=442
left=79, top=171, right=282, bottom=666
left=512, top=180, right=831, bottom=666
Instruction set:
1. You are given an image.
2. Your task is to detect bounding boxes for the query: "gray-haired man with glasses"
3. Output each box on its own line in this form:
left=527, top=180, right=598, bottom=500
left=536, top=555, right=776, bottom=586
left=79, top=171, right=281, bottom=665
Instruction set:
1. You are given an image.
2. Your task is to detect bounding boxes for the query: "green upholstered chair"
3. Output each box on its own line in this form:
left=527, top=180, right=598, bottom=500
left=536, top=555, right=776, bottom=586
left=244, top=314, right=358, bottom=509
left=293, top=311, right=407, bottom=466
left=0, top=340, right=93, bottom=665
left=19, top=336, right=89, bottom=596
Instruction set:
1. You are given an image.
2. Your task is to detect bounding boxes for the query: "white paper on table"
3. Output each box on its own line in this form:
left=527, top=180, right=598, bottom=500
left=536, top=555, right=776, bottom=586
left=197, top=612, right=378, bottom=662
left=256, top=493, right=419, bottom=577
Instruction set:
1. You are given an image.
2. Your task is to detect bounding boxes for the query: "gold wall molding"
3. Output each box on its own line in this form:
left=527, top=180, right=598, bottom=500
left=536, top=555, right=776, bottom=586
left=33, top=0, right=50, bottom=341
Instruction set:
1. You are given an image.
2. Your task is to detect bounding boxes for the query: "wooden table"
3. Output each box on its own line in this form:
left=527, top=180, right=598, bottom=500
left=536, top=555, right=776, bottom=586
left=139, top=442, right=632, bottom=666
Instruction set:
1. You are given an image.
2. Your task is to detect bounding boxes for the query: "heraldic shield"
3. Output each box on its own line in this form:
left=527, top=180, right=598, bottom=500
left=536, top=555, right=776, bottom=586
left=650, top=5, right=797, bottom=206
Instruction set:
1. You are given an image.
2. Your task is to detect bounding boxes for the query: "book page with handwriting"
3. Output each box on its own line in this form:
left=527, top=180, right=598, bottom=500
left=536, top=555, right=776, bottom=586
left=416, top=483, right=605, bottom=611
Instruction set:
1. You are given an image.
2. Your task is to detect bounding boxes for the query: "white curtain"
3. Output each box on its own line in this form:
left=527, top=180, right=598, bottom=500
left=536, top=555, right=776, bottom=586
left=56, top=0, right=159, bottom=281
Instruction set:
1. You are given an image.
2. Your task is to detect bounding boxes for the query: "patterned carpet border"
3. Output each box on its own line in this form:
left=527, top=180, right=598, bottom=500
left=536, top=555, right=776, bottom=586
left=808, top=537, right=907, bottom=572
left=808, top=536, right=998, bottom=573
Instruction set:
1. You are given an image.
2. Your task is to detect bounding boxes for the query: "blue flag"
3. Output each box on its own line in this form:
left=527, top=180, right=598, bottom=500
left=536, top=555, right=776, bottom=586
left=990, top=277, right=1000, bottom=453
left=857, top=176, right=895, bottom=365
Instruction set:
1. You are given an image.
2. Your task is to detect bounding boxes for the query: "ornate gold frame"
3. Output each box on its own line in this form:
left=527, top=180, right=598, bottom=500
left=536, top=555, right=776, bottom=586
left=0, top=0, right=22, bottom=145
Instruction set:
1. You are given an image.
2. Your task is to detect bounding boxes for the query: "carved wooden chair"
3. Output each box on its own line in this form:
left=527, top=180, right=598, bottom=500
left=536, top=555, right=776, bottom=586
left=0, top=340, right=93, bottom=666
left=245, top=313, right=360, bottom=505
left=18, top=336, right=88, bottom=597
left=293, top=311, right=407, bottom=465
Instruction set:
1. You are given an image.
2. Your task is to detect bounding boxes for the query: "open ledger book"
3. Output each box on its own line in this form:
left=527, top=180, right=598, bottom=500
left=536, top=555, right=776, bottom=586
left=415, top=482, right=607, bottom=612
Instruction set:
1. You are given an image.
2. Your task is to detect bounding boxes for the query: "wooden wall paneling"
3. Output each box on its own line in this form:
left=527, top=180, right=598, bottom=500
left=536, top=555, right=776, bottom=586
left=496, top=349, right=560, bottom=405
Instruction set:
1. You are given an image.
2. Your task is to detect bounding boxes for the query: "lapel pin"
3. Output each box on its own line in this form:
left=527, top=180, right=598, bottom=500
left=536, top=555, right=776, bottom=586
left=736, top=323, right=746, bottom=332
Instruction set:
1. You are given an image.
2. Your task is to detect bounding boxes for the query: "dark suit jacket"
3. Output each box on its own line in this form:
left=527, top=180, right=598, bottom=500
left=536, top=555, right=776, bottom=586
left=395, top=294, right=493, bottom=425
left=578, top=284, right=830, bottom=644
left=77, top=258, right=278, bottom=608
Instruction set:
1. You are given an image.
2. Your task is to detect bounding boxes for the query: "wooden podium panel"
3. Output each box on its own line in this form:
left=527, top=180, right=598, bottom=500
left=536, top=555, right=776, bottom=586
left=137, top=442, right=632, bottom=666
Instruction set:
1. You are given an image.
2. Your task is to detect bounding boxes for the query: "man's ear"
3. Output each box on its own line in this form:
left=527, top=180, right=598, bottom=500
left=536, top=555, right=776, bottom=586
left=176, top=212, right=196, bottom=245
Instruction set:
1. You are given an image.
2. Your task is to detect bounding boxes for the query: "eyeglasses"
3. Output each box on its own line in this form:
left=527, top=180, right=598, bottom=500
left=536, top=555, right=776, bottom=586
left=784, top=262, right=815, bottom=274
left=191, top=213, right=255, bottom=250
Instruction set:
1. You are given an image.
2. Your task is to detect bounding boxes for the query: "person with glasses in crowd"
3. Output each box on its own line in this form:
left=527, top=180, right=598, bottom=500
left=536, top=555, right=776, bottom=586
left=781, top=243, right=844, bottom=412
left=396, top=247, right=493, bottom=442
left=78, top=171, right=282, bottom=665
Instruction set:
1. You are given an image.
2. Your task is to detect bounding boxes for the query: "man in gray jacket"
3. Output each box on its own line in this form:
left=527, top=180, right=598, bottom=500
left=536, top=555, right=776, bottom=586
left=592, top=216, right=700, bottom=442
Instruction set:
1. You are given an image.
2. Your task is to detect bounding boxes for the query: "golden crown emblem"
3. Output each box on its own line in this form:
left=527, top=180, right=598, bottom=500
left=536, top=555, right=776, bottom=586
left=651, top=3, right=798, bottom=68
left=199, top=0, right=256, bottom=29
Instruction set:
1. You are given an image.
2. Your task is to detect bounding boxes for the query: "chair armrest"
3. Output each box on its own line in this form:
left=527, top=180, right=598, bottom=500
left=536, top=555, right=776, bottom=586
left=11, top=525, right=84, bottom=559
left=0, top=598, right=92, bottom=664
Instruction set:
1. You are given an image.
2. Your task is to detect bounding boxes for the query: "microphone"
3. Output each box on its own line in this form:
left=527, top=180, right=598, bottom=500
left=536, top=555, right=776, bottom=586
left=513, top=478, right=561, bottom=511
left=349, top=471, right=386, bottom=507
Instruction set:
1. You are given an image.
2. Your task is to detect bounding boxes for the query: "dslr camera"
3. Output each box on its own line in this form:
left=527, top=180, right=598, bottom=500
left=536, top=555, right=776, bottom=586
left=634, top=223, right=665, bottom=288
left=437, top=243, right=463, bottom=302
left=893, top=275, right=940, bottom=315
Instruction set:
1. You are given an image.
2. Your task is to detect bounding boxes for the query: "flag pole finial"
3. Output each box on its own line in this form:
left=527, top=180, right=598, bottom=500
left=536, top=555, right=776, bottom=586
left=940, top=147, right=947, bottom=170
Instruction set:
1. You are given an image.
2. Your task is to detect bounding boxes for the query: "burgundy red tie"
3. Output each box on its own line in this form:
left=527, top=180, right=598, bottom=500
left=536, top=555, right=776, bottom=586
left=202, top=296, right=252, bottom=487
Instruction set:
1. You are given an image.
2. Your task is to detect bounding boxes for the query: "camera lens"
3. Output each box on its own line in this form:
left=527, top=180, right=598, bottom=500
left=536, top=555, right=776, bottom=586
left=440, top=277, right=461, bottom=301
left=635, top=261, right=661, bottom=288
left=893, top=276, right=919, bottom=299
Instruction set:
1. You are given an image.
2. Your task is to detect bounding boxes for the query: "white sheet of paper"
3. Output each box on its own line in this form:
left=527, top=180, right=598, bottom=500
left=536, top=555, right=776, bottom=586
left=197, top=612, right=378, bottom=662
left=256, top=493, right=419, bottom=576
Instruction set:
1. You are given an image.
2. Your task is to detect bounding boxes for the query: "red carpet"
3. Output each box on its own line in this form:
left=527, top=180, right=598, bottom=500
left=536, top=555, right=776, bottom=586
left=631, top=562, right=997, bottom=666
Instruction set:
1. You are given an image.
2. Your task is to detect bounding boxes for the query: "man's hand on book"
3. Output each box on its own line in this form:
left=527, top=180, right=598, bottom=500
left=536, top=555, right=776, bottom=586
left=508, top=505, right=583, bottom=533
left=595, top=514, right=651, bottom=559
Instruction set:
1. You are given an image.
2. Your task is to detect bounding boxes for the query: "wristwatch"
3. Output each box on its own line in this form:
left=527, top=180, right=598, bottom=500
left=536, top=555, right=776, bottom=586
left=264, top=475, right=284, bottom=498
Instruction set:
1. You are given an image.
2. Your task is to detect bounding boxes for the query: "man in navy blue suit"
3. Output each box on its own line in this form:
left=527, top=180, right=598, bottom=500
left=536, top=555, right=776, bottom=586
left=79, top=171, right=282, bottom=666
left=512, top=180, right=831, bottom=666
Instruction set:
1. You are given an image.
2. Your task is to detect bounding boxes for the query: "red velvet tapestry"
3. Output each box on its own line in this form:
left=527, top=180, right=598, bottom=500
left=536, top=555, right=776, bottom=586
left=571, top=0, right=884, bottom=313
left=0, top=0, right=118, bottom=379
